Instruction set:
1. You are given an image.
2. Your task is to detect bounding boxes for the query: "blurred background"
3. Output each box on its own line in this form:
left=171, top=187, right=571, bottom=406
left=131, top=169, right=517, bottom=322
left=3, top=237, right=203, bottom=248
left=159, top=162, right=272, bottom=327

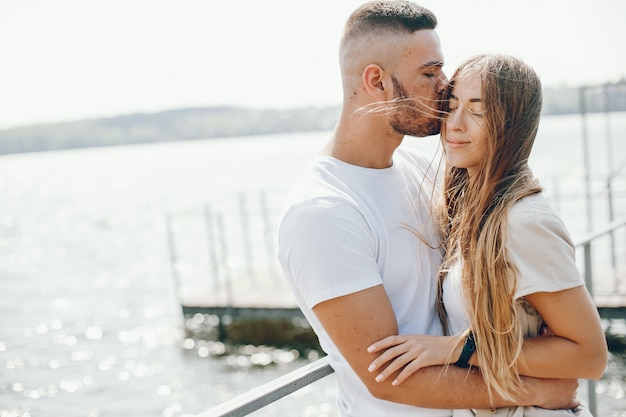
left=0, top=1, right=625, bottom=416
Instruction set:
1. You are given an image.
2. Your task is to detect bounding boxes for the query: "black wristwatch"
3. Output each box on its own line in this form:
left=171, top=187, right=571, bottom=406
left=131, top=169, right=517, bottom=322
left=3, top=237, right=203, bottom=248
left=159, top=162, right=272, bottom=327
left=454, top=331, right=476, bottom=368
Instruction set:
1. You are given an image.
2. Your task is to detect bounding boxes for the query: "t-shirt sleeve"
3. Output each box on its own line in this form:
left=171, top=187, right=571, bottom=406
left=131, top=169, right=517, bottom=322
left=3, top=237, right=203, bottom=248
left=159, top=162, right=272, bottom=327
left=277, top=197, right=383, bottom=309
left=507, top=198, right=584, bottom=300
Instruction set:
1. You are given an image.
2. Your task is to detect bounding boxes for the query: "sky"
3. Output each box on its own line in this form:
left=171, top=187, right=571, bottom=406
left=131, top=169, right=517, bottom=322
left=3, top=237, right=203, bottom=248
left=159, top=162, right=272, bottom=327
left=1, top=0, right=625, bottom=130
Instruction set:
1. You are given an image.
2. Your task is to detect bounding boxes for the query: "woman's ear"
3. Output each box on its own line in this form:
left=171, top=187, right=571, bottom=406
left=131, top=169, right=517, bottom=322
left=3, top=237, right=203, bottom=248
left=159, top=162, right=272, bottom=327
left=362, top=64, right=388, bottom=101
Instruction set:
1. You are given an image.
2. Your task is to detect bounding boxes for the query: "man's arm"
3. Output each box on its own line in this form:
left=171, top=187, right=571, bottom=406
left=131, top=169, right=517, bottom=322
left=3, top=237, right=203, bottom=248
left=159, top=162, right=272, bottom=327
left=313, top=284, right=579, bottom=409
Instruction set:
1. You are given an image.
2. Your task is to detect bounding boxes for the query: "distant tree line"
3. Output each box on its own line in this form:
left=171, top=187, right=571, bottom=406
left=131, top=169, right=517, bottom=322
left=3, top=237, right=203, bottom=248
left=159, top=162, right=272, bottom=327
left=0, top=82, right=624, bottom=155
left=0, top=106, right=340, bottom=155
left=543, top=82, right=626, bottom=115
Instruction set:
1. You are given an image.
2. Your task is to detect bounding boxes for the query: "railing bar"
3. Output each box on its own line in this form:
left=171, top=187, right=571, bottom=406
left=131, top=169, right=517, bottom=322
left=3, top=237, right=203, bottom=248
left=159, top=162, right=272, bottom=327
left=195, top=357, right=334, bottom=417
left=574, top=214, right=626, bottom=246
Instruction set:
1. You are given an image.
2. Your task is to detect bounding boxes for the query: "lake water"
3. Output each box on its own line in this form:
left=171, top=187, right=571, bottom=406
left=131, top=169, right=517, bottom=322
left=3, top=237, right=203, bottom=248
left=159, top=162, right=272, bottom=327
left=0, top=112, right=625, bottom=416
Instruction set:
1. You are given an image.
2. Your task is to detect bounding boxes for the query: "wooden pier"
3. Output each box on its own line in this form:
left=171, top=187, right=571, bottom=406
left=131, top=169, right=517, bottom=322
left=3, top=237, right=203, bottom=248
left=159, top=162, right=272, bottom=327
left=177, top=269, right=321, bottom=349
left=165, top=191, right=626, bottom=351
left=181, top=291, right=626, bottom=321
left=177, top=272, right=626, bottom=351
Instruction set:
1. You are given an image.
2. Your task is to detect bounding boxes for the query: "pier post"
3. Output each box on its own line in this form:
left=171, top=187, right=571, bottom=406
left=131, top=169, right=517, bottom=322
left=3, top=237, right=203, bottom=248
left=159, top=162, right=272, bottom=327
left=579, top=86, right=593, bottom=233
left=259, top=190, right=278, bottom=275
left=165, top=214, right=183, bottom=309
left=239, top=193, right=256, bottom=281
left=583, top=241, right=597, bottom=416
left=204, top=205, right=221, bottom=290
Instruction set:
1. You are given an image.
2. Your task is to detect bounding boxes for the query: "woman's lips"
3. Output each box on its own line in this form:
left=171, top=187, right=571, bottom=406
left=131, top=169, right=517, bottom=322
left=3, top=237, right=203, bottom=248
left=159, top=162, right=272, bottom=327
left=445, top=139, right=469, bottom=149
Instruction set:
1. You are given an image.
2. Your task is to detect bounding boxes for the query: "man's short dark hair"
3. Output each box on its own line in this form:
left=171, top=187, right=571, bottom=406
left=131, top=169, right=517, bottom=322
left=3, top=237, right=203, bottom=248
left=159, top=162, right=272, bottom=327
left=342, top=0, right=437, bottom=46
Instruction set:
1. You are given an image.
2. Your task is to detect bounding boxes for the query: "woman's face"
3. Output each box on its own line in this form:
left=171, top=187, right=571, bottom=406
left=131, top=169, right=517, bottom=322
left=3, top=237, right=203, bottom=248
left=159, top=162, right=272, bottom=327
left=442, top=72, right=488, bottom=177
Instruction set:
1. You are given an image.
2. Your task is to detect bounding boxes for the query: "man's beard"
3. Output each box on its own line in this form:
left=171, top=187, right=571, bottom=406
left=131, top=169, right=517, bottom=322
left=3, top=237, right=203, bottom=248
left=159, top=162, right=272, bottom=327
left=389, top=75, right=441, bottom=137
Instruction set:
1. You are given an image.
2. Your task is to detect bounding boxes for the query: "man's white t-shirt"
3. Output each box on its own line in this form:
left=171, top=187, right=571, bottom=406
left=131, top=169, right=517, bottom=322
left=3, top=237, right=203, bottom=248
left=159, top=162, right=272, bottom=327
left=278, top=146, right=450, bottom=417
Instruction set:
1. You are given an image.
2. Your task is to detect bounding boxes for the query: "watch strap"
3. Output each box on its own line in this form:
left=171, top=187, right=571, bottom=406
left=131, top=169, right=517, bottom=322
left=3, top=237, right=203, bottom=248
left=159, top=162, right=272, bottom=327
left=454, top=331, right=476, bottom=368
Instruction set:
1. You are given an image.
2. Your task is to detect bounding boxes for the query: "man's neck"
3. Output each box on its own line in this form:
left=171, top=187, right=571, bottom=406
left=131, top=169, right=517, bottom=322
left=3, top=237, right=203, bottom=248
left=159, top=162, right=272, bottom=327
left=321, top=111, right=403, bottom=169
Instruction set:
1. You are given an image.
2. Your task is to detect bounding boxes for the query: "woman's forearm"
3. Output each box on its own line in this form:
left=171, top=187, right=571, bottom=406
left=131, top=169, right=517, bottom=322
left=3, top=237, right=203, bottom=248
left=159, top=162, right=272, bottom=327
left=516, top=335, right=606, bottom=380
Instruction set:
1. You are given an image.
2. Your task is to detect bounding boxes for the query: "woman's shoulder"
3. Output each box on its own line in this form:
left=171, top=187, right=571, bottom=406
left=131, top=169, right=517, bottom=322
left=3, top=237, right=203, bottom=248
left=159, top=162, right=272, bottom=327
left=508, top=192, right=573, bottom=245
left=509, top=193, right=557, bottom=224
left=506, top=194, right=582, bottom=299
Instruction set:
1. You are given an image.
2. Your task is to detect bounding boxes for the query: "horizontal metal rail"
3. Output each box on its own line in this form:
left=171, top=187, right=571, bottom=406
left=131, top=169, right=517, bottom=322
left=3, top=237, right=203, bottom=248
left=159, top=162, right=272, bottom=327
left=195, top=216, right=626, bottom=417
left=195, top=357, right=334, bottom=417
left=573, top=214, right=626, bottom=247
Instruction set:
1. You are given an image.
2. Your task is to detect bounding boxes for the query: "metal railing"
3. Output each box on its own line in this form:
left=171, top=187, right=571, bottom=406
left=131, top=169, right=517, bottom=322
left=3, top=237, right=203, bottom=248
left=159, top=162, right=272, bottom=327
left=195, top=357, right=334, bottom=417
left=574, top=214, right=626, bottom=416
left=194, top=215, right=626, bottom=417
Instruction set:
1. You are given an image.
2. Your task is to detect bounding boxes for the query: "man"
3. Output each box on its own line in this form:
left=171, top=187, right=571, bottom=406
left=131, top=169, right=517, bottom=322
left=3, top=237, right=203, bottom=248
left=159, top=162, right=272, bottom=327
left=277, top=2, right=578, bottom=416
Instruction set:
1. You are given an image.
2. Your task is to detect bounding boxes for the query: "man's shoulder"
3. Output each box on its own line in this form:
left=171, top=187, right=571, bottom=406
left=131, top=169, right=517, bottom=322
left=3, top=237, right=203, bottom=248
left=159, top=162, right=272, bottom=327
left=284, top=167, right=354, bottom=206
left=280, top=160, right=360, bottom=229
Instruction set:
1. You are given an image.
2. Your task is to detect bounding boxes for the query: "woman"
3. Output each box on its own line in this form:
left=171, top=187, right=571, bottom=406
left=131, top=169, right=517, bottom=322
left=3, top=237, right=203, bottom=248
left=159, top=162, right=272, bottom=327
left=366, top=54, right=607, bottom=416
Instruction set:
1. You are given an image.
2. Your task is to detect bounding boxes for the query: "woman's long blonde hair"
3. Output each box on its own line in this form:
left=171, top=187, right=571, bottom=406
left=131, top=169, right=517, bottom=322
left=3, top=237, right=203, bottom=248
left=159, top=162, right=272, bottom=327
left=437, top=54, right=543, bottom=402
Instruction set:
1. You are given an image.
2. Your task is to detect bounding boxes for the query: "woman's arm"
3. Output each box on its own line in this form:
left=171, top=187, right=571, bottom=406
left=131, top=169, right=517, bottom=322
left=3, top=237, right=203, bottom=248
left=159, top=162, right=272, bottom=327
left=367, top=286, right=607, bottom=384
left=515, top=286, right=607, bottom=380
left=315, top=285, right=579, bottom=409
left=368, top=286, right=608, bottom=385
left=366, top=333, right=464, bottom=385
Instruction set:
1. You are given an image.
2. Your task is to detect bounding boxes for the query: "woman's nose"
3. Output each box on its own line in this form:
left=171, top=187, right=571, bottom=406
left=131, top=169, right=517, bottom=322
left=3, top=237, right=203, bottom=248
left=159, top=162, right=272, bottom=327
left=447, top=108, right=464, bottom=131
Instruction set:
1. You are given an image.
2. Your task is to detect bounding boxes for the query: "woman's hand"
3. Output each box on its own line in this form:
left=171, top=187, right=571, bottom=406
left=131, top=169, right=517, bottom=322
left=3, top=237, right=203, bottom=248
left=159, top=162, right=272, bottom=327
left=366, top=334, right=463, bottom=386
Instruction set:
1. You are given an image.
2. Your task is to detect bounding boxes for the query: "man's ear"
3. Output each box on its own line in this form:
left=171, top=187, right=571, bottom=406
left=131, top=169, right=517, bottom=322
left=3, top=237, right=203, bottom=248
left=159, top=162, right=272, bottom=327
left=362, top=64, right=389, bottom=101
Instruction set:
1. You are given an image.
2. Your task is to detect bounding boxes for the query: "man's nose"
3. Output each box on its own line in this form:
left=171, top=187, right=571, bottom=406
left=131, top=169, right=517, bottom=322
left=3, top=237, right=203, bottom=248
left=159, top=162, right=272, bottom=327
left=436, top=73, right=449, bottom=92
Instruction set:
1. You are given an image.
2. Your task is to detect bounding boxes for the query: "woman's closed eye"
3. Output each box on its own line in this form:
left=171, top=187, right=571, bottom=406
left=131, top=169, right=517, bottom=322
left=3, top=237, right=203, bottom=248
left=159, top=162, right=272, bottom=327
left=468, top=107, right=486, bottom=117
